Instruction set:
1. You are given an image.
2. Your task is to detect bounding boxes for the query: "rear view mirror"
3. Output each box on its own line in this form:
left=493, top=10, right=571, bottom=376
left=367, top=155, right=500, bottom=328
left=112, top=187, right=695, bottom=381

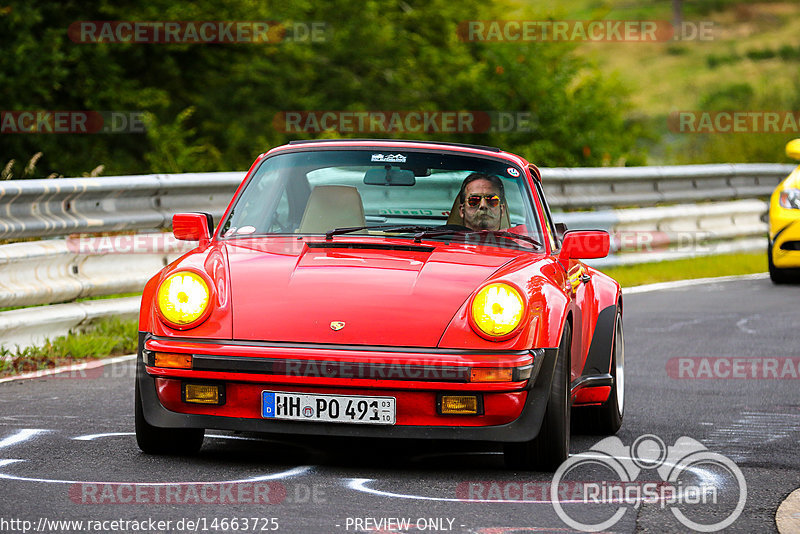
left=559, top=230, right=610, bottom=261
left=173, top=212, right=213, bottom=246
left=364, top=166, right=416, bottom=186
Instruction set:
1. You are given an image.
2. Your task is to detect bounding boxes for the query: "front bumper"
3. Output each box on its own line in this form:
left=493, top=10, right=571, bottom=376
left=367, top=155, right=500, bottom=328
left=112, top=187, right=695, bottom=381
left=770, top=210, right=800, bottom=269
left=137, top=333, right=559, bottom=442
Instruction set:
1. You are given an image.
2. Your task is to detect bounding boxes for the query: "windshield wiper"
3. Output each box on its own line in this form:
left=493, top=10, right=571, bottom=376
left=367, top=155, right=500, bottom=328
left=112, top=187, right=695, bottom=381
left=484, top=231, right=542, bottom=248
left=324, top=224, right=438, bottom=240
left=411, top=228, right=469, bottom=243
left=324, top=225, right=541, bottom=249
left=412, top=229, right=541, bottom=248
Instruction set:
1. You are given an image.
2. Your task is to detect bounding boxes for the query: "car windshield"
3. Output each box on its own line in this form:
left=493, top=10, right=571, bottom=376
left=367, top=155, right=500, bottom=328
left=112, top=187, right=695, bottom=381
left=219, top=148, right=544, bottom=249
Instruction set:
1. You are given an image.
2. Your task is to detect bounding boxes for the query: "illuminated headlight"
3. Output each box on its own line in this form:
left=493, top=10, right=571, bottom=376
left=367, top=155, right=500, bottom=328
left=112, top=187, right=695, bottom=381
left=157, top=271, right=211, bottom=328
left=470, top=283, right=525, bottom=339
left=780, top=189, right=800, bottom=209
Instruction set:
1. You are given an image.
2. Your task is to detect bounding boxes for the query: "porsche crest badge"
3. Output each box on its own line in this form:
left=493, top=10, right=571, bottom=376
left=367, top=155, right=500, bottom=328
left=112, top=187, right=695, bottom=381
left=330, top=321, right=345, bottom=331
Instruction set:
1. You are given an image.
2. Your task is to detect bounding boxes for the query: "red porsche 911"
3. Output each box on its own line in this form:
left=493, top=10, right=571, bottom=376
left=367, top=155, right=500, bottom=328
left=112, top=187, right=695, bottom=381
left=135, top=139, right=624, bottom=470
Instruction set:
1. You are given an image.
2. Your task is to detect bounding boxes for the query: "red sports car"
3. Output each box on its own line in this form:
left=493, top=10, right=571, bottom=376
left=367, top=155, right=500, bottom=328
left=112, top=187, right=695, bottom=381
left=135, top=139, right=624, bottom=470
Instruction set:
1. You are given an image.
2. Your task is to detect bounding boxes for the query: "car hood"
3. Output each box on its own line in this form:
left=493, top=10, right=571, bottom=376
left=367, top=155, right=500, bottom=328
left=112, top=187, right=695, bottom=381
left=225, top=237, right=520, bottom=346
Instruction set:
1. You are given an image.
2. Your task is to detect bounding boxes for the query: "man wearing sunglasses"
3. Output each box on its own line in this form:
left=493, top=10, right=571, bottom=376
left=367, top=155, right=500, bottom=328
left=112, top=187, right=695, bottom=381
left=458, top=172, right=506, bottom=231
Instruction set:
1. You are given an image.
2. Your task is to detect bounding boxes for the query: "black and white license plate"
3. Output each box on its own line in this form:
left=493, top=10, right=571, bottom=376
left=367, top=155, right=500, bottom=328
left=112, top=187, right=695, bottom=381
left=261, top=391, right=396, bottom=425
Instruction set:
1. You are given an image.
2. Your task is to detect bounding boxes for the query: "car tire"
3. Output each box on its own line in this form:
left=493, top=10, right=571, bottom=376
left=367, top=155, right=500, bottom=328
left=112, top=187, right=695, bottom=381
left=504, top=321, right=571, bottom=471
left=135, top=380, right=204, bottom=455
left=768, top=241, right=797, bottom=284
left=576, top=309, right=624, bottom=435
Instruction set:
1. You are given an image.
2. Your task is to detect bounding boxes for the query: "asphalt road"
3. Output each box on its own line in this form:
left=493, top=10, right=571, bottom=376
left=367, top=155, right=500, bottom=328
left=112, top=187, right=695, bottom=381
left=0, top=275, right=798, bottom=533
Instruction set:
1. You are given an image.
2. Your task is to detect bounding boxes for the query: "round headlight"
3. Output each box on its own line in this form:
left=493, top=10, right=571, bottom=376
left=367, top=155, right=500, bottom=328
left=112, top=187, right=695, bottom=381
left=470, top=283, right=525, bottom=338
left=157, top=271, right=211, bottom=327
left=779, top=189, right=800, bottom=210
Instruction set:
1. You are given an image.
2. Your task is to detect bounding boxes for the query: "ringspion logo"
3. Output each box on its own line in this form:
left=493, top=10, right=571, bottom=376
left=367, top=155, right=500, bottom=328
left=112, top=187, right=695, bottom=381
left=551, top=434, right=746, bottom=532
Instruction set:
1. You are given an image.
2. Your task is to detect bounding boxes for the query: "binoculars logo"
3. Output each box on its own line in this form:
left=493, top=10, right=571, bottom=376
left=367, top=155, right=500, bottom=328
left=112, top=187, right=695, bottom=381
left=551, top=434, right=747, bottom=532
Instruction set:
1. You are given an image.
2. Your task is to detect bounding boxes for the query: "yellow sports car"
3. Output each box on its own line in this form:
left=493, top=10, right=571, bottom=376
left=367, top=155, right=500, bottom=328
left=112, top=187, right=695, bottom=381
left=768, top=139, right=800, bottom=283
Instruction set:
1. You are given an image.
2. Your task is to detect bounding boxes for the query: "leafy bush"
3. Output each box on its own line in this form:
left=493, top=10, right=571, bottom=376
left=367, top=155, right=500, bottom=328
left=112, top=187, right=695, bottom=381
left=0, top=0, right=649, bottom=173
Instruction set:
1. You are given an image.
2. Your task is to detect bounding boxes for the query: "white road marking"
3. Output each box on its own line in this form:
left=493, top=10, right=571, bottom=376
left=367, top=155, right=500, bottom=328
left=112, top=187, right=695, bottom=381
left=347, top=456, right=732, bottom=504
left=74, top=432, right=132, bottom=441
left=736, top=317, right=758, bottom=335
left=702, top=412, right=800, bottom=462
left=623, top=273, right=768, bottom=295
left=75, top=431, right=278, bottom=443
left=0, top=429, right=48, bottom=448
left=0, top=430, right=313, bottom=484
left=0, top=461, right=311, bottom=485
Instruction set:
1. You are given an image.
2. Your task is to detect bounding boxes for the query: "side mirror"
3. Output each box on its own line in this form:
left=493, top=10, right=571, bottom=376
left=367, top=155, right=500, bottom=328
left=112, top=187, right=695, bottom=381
left=173, top=212, right=213, bottom=247
left=786, top=139, right=800, bottom=160
left=559, top=230, right=610, bottom=261
left=554, top=222, right=568, bottom=241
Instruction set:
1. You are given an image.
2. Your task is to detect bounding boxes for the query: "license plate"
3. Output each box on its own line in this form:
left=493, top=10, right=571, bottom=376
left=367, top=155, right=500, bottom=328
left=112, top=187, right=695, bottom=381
left=261, top=391, right=396, bottom=425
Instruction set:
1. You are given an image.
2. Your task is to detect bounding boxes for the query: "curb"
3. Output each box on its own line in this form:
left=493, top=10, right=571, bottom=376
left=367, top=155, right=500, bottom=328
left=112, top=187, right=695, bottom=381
left=622, top=272, right=769, bottom=295
left=0, top=354, right=137, bottom=384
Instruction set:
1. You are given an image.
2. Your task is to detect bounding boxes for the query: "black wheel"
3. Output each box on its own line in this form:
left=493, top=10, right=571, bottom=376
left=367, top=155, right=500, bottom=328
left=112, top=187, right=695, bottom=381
left=135, top=380, right=204, bottom=455
left=577, top=309, right=624, bottom=435
left=768, top=241, right=796, bottom=284
left=504, top=321, right=571, bottom=471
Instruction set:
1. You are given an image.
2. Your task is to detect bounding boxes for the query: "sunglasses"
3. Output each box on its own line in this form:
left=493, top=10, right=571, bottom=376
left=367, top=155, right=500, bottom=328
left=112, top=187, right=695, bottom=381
left=466, top=194, right=501, bottom=208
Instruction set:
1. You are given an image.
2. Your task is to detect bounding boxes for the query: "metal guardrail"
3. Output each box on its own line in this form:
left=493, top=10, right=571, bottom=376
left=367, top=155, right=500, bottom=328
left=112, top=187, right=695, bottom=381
left=0, top=235, right=191, bottom=308
left=0, top=164, right=792, bottom=239
left=542, top=163, right=792, bottom=209
left=0, top=164, right=792, bottom=350
left=0, top=172, right=243, bottom=239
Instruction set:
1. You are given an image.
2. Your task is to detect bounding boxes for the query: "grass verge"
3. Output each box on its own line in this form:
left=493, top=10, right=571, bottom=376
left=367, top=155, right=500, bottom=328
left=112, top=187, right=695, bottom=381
left=0, top=252, right=768, bottom=377
left=601, top=252, right=766, bottom=288
left=0, top=316, right=138, bottom=377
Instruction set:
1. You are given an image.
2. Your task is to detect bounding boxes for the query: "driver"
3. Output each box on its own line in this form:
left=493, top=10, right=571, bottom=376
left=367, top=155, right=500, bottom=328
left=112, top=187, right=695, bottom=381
left=458, top=173, right=506, bottom=231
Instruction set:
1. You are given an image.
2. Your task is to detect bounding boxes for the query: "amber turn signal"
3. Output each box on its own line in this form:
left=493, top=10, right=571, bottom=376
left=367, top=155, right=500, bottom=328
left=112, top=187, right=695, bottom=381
left=470, top=367, right=513, bottom=382
left=154, top=352, right=192, bottom=369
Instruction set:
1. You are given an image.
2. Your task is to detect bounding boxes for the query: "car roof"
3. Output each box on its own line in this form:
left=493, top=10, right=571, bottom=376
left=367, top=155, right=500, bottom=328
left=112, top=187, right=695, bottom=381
left=266, top=139, right=530, bottom=168
left=287, top=138, right=502, bottom=152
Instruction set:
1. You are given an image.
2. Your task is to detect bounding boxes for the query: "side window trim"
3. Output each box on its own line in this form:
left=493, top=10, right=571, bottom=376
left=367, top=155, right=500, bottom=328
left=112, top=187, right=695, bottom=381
left=532, top=178, right=560, bottom=252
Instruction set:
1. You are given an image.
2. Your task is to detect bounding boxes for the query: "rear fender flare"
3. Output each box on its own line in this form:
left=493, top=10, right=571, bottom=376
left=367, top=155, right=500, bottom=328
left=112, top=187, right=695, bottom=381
left=581, top=303, right=619, bottom=376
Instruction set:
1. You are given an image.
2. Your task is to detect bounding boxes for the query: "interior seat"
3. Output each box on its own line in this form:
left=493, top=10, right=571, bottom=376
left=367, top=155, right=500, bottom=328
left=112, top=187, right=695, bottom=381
left=297, top=185, right=366, bottom=233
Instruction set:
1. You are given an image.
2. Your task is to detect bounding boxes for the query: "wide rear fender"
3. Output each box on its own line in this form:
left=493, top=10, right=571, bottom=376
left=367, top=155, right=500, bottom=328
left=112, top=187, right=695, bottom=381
left=581, top=267, right=622, bottom=376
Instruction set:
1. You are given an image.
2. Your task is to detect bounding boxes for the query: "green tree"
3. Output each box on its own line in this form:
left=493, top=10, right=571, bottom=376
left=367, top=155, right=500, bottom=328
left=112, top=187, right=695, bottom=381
left=0, top=0, right=649, bottom=176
